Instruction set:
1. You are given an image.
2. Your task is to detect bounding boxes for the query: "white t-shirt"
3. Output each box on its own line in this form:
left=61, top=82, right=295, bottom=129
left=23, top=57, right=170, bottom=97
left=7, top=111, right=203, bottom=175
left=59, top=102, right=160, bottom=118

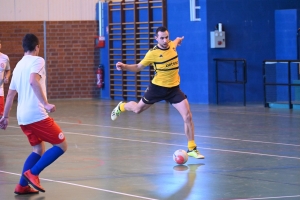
left=9, top=55, right=48, bottom=125
left=0, top=52, right=11, bottom=96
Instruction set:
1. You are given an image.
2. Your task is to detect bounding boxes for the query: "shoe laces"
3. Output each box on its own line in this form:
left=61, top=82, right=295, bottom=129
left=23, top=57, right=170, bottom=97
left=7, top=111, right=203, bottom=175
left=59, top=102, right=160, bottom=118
left=193, top=149, right=200, bottom=154
left=113, top=108, right=120, bottom=116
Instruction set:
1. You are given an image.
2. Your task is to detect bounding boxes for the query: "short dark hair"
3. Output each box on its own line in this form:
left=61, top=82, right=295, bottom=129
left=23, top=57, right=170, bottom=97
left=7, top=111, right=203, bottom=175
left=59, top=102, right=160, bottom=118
left=22, top=34, right=39, bottom=52
left=156, top=26, right=168, bottom=35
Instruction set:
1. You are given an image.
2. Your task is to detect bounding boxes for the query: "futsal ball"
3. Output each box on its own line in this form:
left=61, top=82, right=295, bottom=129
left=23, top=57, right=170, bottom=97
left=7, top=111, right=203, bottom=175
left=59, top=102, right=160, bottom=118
left=173, top=149, right=188, bottom=164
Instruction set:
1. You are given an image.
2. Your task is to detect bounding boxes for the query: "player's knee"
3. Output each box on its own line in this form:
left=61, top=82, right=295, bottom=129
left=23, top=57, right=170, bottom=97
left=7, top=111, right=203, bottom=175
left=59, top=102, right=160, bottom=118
left=32, top=144, right=45, bottom=156
left=184, top=111, right=192, bottom=123
left=56, top=140, right=68, bottom=152
left=61, top=141, right=68, bottom=152
left=34, top=148, right=45, bottom=156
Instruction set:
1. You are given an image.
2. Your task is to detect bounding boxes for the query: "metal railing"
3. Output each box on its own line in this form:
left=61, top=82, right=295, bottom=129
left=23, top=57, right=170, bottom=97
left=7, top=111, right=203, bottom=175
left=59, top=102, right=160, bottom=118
left=263, top=60, right=300, bottom=109
left=214, top=58, right=247, bottom=106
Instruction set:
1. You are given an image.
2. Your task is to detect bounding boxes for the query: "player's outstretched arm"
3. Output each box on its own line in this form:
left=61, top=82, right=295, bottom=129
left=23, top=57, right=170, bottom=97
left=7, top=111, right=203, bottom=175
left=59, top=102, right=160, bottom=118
left=116, top=62, right=145, bottom=72
left=173, top=36, right=184, bottom=48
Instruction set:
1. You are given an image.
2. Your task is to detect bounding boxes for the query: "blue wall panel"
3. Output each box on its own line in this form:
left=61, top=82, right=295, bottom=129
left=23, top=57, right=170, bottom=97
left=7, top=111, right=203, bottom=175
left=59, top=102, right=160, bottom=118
left=276, top=9, right=299, bottom=60
left=167, top=0, right=209, bottom=104
left=99, top=3, right=110, bottom=99
left=205, top=0, right=300, bottom=104
left=99, top=0, right=300, bottom=104
left=207, top=0, right=272, bottom=104
left=275, top=9, right=299, bottom=102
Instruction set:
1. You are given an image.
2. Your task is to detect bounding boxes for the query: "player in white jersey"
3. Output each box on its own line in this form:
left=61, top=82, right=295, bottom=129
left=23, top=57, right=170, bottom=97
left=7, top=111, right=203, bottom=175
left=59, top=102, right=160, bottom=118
left=0, top=34, right=67, bottom=195
left=0, top=40, right=11, bottom=116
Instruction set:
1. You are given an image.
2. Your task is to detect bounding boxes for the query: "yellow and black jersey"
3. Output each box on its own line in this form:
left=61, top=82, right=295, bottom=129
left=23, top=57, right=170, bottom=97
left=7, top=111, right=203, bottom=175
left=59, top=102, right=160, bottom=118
left=139, top=41, right=180, bottom=88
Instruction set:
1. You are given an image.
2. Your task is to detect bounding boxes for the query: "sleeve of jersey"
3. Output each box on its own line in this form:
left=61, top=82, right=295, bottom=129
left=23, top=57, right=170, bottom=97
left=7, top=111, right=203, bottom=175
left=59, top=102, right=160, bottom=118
left=139, top=50, right=154, bottom=67
left=30, top=57, right=45, bottom=75
left=169, top=41, right=175, bottom=48
left=9, top=72, right=16, bottom=90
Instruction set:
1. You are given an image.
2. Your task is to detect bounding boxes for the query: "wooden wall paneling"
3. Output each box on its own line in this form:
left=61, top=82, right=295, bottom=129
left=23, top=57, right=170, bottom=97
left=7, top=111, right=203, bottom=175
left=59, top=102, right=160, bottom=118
left=109, top=0, right=166, bottom=100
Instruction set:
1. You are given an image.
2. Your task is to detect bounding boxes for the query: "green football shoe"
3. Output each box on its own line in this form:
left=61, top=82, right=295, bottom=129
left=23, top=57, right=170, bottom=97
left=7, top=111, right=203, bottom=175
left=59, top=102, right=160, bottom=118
left=111, top=101, right=123, bottom=121
left=187, top=147, right=205, bottom=159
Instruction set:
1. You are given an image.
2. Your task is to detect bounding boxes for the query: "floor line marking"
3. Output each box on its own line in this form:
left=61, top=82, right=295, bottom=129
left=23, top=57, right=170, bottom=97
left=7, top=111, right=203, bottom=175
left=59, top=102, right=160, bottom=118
left=0, top=170, right=158, bottom=200
left=63, top=131, right=300, bottom=160
left=58, top=122, right=300, bottom=147
left=4, top=126, right=300, bottom=160
left=6, top=119, right=300, bottom=147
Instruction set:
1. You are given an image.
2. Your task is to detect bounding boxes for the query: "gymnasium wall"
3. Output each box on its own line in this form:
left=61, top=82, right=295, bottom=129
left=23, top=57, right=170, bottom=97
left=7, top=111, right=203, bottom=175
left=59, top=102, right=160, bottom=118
left=100, top=1, right=210, bottom=103
left=0, top=0, right=98, bottom=21
left=101, top=0, right=300, bottom=104
left=0, top=21, right=100, bottom=99
left=274, top=9, right=300, bottom=102
left=167, top=0, right=209, bottom=104
left=0, top=22, right=45, bottom=99
left=166, top=0, right=300, bottom=104
left=0, top=0, right=101, bottom=99
left=2, top=0, right=300, bottom=103
left=205, top=0, right=300, bottom=104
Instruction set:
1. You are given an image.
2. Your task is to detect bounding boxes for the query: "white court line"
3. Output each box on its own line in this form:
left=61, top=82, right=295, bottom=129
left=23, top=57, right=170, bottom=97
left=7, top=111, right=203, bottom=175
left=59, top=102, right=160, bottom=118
left=0, top=170, right=158, bottom=200
left=230, top=194, right=300, bottom=200
left=63, top=131, right=300, bottom=160
left=57, top=121, right=300, bottom=147
left=4, top=125, right=300, bottom=160
left=5, top=119, right=300, bottom=147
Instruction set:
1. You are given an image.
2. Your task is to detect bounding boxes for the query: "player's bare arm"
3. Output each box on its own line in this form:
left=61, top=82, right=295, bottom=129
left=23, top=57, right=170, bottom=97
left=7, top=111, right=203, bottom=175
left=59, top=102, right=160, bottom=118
left=30, top=73, right=56, bottom=113
left=173, top=36, right=184, bottom=48
left=4, top=69, right=11, bottom=83
left=116, top=62, right=145, bottom=72
left=0, top=89, right=17, bottom=130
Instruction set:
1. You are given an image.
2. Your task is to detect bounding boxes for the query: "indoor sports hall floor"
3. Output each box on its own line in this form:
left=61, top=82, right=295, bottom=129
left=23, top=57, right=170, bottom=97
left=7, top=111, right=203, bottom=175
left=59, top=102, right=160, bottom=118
left=0, top=99, right=300, bottom=200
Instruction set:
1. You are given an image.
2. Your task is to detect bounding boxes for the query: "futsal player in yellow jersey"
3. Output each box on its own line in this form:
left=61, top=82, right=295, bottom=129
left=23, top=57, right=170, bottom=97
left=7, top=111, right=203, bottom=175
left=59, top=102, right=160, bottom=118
left=111, top=26, right=204, bottom=159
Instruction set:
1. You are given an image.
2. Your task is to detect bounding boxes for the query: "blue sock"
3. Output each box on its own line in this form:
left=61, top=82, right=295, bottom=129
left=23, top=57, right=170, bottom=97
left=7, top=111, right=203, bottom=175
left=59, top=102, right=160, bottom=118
left=31, top=146, right=64, bottom=175
left=19, top=152, right=41, bottom=186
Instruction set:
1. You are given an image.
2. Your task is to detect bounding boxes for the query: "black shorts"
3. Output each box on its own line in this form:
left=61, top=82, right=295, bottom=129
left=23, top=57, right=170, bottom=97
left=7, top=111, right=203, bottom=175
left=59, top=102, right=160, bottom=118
left=142, top=83, right=187, bottom=104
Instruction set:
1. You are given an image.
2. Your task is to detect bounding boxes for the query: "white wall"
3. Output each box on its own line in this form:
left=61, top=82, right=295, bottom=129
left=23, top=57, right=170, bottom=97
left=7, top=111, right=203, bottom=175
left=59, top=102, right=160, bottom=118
left=0, top=0, right=99, bottom=21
